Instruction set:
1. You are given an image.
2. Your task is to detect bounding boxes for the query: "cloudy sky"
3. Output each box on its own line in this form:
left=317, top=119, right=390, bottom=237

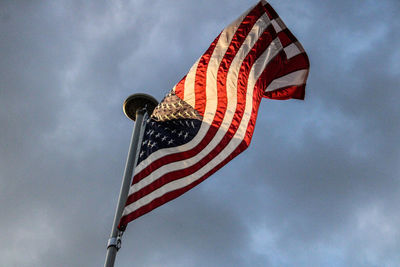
left=1, top=0, right=400, bottom=266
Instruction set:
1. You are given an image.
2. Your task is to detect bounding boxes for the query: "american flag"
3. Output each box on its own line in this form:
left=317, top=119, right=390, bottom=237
left=120, top=0, right=309, bottom=228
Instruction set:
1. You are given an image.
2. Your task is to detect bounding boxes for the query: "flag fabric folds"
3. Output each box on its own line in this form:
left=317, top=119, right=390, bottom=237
left=119, top=0, right=309, bottom=228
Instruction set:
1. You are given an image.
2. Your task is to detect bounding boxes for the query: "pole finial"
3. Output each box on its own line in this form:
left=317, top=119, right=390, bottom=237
left=123, top=93, right=158, bottom=121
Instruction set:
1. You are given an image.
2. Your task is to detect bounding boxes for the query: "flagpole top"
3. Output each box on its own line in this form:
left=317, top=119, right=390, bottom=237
left=123, top=93, right=158, bottom=121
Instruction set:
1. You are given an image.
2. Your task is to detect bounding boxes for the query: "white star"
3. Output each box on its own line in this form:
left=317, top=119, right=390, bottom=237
left=155, top=133, right=161, bottom=138
left=161, top=136, right=167, bottom=142
left=178, top=131, right=183, bottom=137
left=168, top=139, right=174, bottom=145
left=184, top=132, right=189, bottom=139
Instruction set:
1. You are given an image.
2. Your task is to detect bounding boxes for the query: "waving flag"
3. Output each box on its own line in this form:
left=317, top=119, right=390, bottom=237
left=120, top=0, right=309, bottom=228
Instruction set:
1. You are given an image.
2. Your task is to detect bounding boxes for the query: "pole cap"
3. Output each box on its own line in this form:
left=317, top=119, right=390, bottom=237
left=123, top=93, right=158, bottom=121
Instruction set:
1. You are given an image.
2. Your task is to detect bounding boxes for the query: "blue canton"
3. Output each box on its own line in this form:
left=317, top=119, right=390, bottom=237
left=137, top=118, right=201, bottom=164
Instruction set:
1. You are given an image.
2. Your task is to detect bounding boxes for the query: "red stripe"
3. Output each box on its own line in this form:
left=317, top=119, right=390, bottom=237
left=263, top=3, right=279, bottom=20
left=278, top=29, right=298, bottom=47
left=130, top=4, right=266, bottom=185
left=276, top=53, right=310, bottom=80
left=125, top=25, right=276, bottom=210
left=174, top=76, right=186, bottom=100
left=265, top=84, right=306, bottom=100
left=193, top=34, right=220, bottom=116
left=243, top=84, right=265, bottom=145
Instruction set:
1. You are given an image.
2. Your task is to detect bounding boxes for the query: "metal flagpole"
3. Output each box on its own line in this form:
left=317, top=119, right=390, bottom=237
left=104, top=94, right=158, bottom=267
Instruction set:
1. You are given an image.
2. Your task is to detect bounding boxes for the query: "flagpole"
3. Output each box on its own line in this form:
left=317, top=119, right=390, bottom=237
left=104, top=93, right=158, bottom=267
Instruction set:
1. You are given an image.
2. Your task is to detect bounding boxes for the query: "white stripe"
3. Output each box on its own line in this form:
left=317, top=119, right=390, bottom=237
left=283, top=42, right=301, bottom=59
left=131, top=6, right=252, bottom=176
left=265, top=69, right=308, bottom=92
left=126, top=14, right=271, bottom=199
left=271, top=18, right=286, bottom=33
left=123, top=37, right=282, bottom=216
left=183, top=58, right=200, bottom=107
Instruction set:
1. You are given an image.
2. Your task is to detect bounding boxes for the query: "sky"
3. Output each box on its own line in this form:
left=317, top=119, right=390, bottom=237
left=1, top=0, right=400, bottom=266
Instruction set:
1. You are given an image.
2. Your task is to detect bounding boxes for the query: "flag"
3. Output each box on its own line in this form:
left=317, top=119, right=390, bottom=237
left=119, top=0, right=309, bottom=228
